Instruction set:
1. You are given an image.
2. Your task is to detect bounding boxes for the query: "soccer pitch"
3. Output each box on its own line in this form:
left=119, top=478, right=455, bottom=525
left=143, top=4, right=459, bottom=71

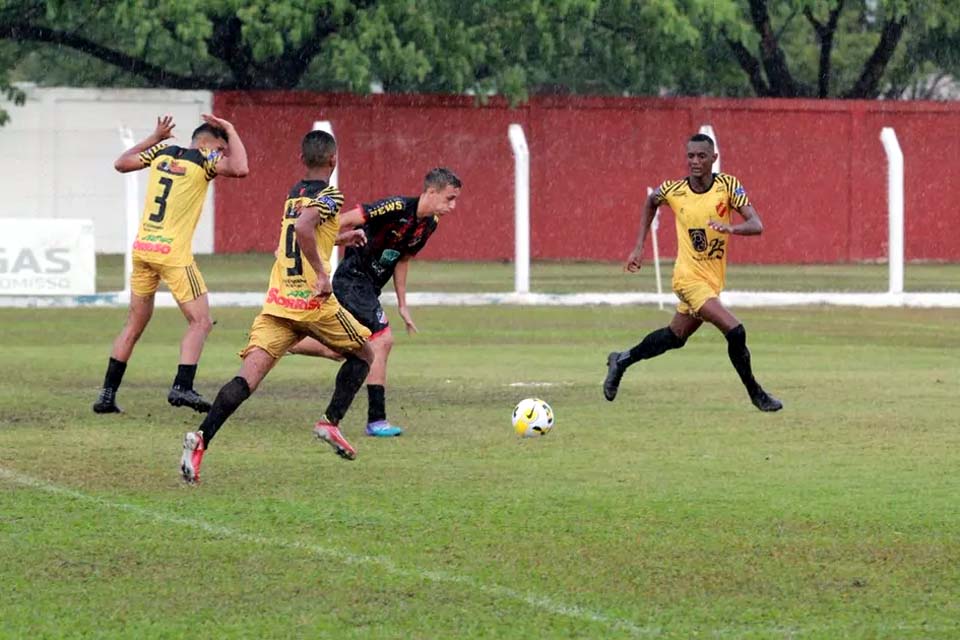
left=3, top=264, right=960, bottom=638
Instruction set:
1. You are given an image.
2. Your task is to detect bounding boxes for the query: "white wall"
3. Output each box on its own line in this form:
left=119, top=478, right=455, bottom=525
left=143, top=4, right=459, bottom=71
left=0, top=86, right=214, bottom=254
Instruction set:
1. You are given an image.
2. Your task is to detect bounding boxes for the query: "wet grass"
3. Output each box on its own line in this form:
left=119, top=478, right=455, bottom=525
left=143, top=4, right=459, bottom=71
left=2, top=303, right=960, bottom=638
left=94, top=253, right=960, bottom=294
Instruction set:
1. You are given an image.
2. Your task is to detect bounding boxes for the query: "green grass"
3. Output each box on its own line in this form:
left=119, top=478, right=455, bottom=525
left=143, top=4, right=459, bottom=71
left=2, top=299, right=960, bottom=638
left=94, top=253, right=960, bottom=293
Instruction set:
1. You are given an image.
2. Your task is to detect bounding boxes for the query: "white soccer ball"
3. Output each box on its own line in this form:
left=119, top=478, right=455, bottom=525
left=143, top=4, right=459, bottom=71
left=512, top=398, right=555, bottom=438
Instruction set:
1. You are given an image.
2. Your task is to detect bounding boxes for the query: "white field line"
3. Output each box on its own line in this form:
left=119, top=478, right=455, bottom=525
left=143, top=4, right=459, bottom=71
left=3, top=467, right=950, bottom=638
left=0, top=467, right=650, bottom=637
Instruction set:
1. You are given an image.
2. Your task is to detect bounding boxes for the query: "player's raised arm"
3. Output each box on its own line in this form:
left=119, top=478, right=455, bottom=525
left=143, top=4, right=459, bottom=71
left=625, top=190, right=660, bottom=272
left=114, top=115, right=175, bottom=173
left=200, top=114, right=249, bottom=178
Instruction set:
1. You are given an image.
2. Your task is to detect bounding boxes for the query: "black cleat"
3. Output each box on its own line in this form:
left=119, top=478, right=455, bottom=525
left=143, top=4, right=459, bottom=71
left=167, top=386, right=211, bottom=413
left=750, top=389, right=783, bottom=412
left=93, top=388, right=123, bottom=414
left=603, top=352, right=625, bottom=402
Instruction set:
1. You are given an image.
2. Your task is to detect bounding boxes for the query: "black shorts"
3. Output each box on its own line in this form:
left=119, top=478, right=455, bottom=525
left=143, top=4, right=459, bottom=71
left=333, top=271, right=389, bottom=335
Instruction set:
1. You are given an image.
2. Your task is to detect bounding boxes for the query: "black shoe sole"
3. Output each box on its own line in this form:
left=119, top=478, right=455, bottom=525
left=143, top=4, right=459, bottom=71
left=168, top=397, right=211, bottom=414
left=93, top=404, right=122, bottom=414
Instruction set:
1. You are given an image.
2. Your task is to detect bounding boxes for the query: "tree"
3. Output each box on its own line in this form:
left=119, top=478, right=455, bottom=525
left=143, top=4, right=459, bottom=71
left=0, top=0, right=958, bottom=128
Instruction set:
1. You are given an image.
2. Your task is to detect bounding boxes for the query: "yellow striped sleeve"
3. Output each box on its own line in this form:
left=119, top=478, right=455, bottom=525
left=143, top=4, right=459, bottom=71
left=652, top=180, right=681, bottom=205
left=137, top=142, right=168, bottom=166
left=199, top=148, right=221, bottom=181
left=720, top=174, right=750, bottom=209
left=307, top=186, right=344, bottom=221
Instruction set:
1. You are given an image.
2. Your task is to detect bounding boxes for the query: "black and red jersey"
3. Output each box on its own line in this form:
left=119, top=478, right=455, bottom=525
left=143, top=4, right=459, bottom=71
left=338, top=195, right=438, bottom=291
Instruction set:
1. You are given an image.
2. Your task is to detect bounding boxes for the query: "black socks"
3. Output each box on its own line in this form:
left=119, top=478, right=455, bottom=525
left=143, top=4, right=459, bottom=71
left=617, top=327, right=686, bottom=367
left=198, top=376, right=251, bottom=447
left=324, top=356, right=371, bottom=424
left=367, top=384, right=386, bottom=423
left=173, top=364, right=198, bottom=390
left=102, top=357, right=127, bottom=391
left=725, top=324, right=761, bottom=397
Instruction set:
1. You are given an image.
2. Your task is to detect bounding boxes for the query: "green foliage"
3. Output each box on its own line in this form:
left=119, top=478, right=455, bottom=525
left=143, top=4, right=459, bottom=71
left=0, top=0, right=958, bottom=125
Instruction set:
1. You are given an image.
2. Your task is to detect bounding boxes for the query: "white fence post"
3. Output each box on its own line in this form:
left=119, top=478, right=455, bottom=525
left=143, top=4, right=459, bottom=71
left=880, top=127, right=904, bottom=295
left=508, top=124, right=530, bottom=295
left=313, top=120, right=339, bottom=273
left=118, top=125, right=138, bottom=297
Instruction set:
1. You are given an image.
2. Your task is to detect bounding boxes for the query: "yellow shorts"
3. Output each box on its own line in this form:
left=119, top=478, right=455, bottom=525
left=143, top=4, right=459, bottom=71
left=240, top=307, right=370, bottom=360
left=130, top=257, right=207, bottom=303
left=673, top=277, right=721, bottom=317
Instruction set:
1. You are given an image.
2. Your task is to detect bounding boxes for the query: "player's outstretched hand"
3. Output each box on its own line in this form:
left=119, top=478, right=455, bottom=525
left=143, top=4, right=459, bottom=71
left=624, top=248, right=643, bottom=273
left=201, top=113, right=237, bottom=133
left=398, top=307, right=418, bottom=335
left=339, top=229, right=367, bottom=248
left=153, top=115, right=175, bottom=141
left=708, top=220, right=732, bottom=234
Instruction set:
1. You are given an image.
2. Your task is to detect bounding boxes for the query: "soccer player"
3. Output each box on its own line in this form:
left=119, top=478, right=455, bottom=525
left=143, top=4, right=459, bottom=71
left=603, top=133, right=782, bottom=412
left=93, top=114, right=249, bottom=415
left=179, top=130, right=374, bottom=484
left=287, top=168, right=463, bottom=437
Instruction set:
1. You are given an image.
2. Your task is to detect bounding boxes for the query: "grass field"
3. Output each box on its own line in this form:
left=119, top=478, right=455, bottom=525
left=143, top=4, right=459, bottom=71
left=3, top=264, right=960, bottom=638
left=93, top=253, right=960, bottom=293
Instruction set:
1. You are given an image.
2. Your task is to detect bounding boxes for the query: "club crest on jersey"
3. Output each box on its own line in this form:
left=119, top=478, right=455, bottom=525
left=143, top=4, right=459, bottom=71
left=157, top=159, right=187, bottom=176
left=715, top=202, right=728, bottom=218
left=689, top=228, right=708, bottom=252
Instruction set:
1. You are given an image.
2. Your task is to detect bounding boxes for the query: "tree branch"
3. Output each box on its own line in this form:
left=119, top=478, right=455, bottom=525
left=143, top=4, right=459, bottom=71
left=746, top=0, right=801, bottom=97
left=722, top=30, right=770, bottom=96
left=843, top=13, right=907, bottom=98
left=0, top=22, right=226, bottom=89
left=804, top=0, right=845, bottom=98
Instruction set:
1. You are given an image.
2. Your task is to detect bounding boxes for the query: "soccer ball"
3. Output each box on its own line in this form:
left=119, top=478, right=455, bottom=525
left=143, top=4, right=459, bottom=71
left=512, top=398, right=554, bottom=438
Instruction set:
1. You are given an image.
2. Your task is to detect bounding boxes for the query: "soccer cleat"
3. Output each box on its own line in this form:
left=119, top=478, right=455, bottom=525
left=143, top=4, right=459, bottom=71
left=313, top=420, right=357, bottom=460
left=603, top=352, right=625, bottom=402
left=750, top=389, right=784, bottom=413
left=180, top=431, right=206, bottom=484
left=365, top=420, right=404, bottom=437
left=168, top=386, right=212, bottom=413
left=93, top=387, right=123, bottom=414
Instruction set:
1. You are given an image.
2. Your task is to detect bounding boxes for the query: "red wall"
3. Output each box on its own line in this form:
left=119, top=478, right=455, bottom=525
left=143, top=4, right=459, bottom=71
left=213, top=92, right=960, bottom=262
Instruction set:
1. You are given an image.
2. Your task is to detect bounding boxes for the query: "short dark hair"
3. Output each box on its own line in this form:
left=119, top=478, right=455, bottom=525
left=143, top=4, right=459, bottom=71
left=689, top=133, right=714, bottom=147
left=302, top=130, right=337, bottom=168
left=192, top=123, right=228, bottom=143
left=423, top=167, right=462, bottom=191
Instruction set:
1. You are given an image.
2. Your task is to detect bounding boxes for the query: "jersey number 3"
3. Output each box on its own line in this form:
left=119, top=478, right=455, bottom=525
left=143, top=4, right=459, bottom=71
left=149, top=177, right=174, bottom=223
left=284, top=225, right=303, bottom=276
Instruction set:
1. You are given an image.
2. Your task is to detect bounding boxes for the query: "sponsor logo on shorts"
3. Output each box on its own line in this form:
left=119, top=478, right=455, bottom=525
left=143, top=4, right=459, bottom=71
left=133, top=235, right=173, bottom=254
left=266, top=287, right=320, bottom=310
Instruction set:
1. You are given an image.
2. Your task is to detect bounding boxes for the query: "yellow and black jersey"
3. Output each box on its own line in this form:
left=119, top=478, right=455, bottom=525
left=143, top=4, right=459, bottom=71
left=131, top=143, right=220, bottom=266
left=262, top=179, right=344, bottom=321
left=653, top=172, right=750, bottom=291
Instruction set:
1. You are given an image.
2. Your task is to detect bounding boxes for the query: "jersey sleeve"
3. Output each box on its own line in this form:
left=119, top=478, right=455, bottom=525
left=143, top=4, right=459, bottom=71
left=651, top=180, right=678, bottom=206
left=361, top=196, right=406, bottom=223
left=307, top=186, right=344, bottom=221
left=722, top=174, right=750, bottom=209
left=199, top=148, right=222, bottom=181
left=138, top=142, right=169, bottom=166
